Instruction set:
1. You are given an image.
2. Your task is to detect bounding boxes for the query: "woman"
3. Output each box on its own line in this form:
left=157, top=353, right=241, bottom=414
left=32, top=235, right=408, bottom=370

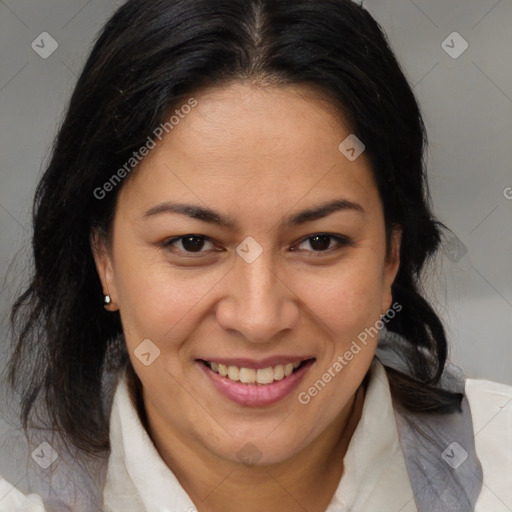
left=1, top=0, right=510, bottom=511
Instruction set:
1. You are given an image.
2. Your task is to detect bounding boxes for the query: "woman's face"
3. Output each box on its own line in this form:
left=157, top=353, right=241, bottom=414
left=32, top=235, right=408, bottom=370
left=93, top=82, right=401, bottom=466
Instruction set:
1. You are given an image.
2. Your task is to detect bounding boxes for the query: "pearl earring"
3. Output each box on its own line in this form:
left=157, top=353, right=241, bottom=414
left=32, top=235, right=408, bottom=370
left=104, top=294, right=112, bottom=305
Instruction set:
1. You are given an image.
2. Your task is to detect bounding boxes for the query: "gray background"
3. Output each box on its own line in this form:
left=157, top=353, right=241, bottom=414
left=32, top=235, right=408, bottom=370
left=0, top=0, right=511, bottom=386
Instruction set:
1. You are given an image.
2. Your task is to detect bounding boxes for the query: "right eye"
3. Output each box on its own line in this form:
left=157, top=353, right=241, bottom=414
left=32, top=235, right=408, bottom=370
left=162, top=234, right=217, bottom=256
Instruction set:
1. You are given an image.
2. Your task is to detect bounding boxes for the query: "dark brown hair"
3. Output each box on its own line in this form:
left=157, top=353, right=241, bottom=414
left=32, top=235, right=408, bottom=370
left=8, top=0, right=461, bottom=455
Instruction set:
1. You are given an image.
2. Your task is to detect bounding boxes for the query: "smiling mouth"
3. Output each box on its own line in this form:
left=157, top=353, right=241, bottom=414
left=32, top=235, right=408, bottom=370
left=199, top=359, right=315, bottom=385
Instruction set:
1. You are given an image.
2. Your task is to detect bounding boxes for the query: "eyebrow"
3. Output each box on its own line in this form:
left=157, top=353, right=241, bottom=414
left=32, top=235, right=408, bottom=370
left=143, top=198, right=365, bottom=228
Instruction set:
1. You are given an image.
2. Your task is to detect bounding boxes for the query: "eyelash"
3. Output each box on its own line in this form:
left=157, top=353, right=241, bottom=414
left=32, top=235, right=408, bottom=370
left=161, top=233, right=352, bottom=258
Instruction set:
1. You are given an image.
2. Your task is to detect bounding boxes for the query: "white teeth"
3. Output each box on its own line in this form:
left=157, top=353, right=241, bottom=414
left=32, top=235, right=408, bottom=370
left=227, top=366, right=239, bottom=381
left=256, top=367, right=274, bottom=384
left=274, top=365, right=285, bottom=380
left=207, top=360, right=305, bottom=384
left=239, top=367, right=256, bottom=383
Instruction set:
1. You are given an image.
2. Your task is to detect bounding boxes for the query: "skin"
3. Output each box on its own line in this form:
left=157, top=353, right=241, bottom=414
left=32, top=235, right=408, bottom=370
left=92, top=81, right=401, bottom=512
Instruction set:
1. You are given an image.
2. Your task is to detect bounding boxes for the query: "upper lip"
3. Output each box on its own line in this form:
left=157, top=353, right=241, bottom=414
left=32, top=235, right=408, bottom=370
left=198, top=356, right=315, bottom=369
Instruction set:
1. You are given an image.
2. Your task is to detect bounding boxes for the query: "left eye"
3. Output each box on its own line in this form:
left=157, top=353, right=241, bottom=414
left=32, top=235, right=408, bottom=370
left=294, top=234, right=349, bottom=253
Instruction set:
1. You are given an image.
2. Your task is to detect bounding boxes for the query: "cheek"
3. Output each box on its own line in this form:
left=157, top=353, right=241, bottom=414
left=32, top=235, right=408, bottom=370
left=112, top=245, right=225, bottom=347
left=292, top=257, right=386, bottom=337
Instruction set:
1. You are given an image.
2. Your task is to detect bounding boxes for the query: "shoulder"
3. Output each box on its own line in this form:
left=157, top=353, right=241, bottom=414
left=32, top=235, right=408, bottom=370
left=465, top=377, right=512, bottom=511
left=465, top=376, right=512, bottom=432
left=0, top=370, right=118, bottom=511
left=0, top=476, right=49, bottom=511
left=0, top=417, right=108, bottom=512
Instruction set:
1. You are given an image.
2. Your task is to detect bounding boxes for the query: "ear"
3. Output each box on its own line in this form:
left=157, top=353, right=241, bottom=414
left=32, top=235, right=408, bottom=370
left=90, top=230, right=119, bottom=311
left=381, top=227, right=402, bottom=315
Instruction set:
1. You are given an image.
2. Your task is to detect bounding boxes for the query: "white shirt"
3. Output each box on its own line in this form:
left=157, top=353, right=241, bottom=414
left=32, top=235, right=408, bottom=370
left=1, top=358, right=511, bottom=512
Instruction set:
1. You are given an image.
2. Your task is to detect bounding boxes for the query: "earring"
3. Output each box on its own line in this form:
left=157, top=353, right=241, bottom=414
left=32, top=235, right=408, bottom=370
left=104, top=294, right=112, bottom=305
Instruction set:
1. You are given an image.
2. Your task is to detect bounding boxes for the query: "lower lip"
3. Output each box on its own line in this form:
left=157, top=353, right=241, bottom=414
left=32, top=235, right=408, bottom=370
left=198, top=360, right=314, bottom=407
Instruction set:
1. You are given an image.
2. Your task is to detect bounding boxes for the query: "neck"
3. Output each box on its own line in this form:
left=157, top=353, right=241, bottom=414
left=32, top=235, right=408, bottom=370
left=131, top=368, right=367, bottom=512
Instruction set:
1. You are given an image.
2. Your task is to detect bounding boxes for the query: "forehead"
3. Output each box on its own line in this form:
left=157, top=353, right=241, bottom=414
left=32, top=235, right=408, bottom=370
left=116, top=82, right=378, bottom=223
left=162, top=82, right=352, bottom=166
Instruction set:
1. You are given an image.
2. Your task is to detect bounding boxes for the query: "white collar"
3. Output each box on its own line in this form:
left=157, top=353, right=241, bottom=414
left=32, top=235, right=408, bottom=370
left=103, top=369, right=195, bottom=512
left=103, top=358, right=416, bottom=512
left=326, top=358, right=417, bottom=511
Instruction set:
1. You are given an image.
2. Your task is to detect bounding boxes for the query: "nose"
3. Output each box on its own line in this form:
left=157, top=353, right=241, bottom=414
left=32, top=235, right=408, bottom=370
left=215, top=249, right=300, bottom=343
